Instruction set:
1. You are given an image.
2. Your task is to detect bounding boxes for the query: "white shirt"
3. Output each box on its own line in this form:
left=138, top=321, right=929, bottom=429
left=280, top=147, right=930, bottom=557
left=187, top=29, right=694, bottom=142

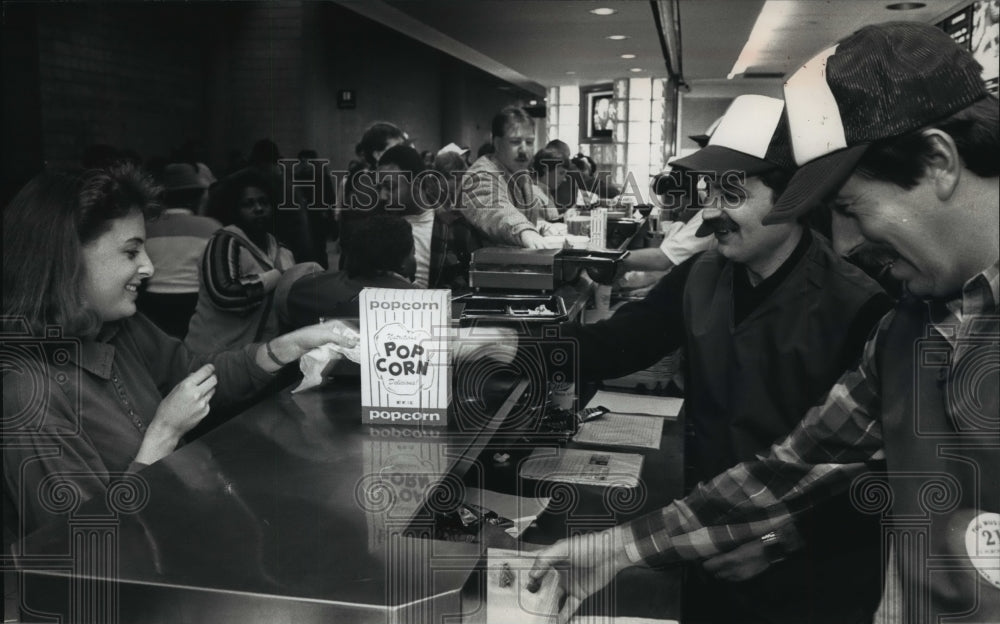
left=404, top=210, right=435, bottom=288
left=658, top=209, right=716, bottom=265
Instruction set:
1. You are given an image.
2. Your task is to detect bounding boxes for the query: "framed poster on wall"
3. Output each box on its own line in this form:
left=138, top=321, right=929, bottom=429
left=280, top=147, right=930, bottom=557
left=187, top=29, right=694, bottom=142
left=580, top=83, right=614, bottom=143
left=938, top=1, right=999, bottom=94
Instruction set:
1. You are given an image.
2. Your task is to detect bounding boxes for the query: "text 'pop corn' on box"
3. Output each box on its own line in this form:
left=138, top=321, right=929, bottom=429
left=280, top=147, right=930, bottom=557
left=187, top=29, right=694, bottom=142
left=359, top=288, right=451, bottom=426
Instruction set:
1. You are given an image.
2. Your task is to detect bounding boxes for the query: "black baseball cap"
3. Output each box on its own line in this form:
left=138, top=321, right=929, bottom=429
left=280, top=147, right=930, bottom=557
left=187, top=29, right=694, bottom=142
left=765, top=21, right=988, bottom=224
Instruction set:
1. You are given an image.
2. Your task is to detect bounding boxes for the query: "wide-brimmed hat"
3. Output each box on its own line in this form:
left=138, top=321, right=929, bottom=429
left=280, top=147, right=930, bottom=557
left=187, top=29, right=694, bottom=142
left=162, top=163, right=209, bottom=191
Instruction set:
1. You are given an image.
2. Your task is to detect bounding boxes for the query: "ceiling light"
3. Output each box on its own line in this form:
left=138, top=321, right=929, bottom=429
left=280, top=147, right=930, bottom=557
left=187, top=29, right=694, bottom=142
left=606, top=35, right=628, bottom=41
left=629, top=68, right=643, bottom=73
left=728, top=0, right=792, bottom=79
left=886, top=2, right=925, bottom=9
left=620, top=53, right=636, bottom=59
left=590, top=8, right=617, bottom=16
left=566, top=71, right=576, bottom=75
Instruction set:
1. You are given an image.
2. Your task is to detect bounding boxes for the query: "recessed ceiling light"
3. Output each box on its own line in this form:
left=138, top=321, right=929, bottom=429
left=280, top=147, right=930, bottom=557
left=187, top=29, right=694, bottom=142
left=620, top=53, right=636, bottom=59
left=590, top=7, right=617, bottom=16
left=886, top=2, right=925, bottom=9
left=606, top=35, right=629, bottom=41
left=566, top=71, right=576, bottom=75
left=629, top=68, right=643, bottom=73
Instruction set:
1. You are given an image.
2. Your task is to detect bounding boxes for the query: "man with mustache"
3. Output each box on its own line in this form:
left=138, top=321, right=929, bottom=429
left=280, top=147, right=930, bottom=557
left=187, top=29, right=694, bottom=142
left=557, top=94, right=892, bottom=623
left=530, top=22, right=999, bottom=624
left=460, top=106, right=548, bottom=248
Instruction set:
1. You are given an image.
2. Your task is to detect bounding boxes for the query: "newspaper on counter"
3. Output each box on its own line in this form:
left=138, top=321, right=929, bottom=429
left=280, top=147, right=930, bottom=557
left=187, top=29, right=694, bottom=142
left=572, top=413, right=664, bottom=450
left=586, top=390, right=683, bottom=420
left=519, top=448, right=643, bottom=488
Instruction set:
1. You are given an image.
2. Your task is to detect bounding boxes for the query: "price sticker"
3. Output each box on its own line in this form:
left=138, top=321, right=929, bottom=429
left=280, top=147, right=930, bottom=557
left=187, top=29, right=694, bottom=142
left=965, top=512, right=1000, bottom=589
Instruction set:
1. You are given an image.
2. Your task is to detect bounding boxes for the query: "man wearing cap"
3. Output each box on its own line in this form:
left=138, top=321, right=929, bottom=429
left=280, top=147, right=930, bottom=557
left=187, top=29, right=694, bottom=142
left=460, top=106, right=548, bottom=248
left=528, top=22, right=999, bottom=624
left=557, top=94, right=891, bottom=623
left=139, top=162, right=221, bottom=338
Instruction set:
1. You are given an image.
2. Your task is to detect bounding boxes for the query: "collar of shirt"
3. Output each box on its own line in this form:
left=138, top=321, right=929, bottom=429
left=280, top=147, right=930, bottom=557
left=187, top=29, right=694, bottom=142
left=68, top=322, right=123, bottom=379
left=404, top=209, right=434, bottom=224
left=732, top=228, right=812, bottom=325
left=930, top=260, right=999, bottom=348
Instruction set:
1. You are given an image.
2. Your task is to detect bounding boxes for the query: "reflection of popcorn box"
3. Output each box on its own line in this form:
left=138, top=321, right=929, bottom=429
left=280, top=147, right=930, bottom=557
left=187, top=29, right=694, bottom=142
left=362, top=438, right=445, bottom=551
left=359, top=288, right=451, bottom=426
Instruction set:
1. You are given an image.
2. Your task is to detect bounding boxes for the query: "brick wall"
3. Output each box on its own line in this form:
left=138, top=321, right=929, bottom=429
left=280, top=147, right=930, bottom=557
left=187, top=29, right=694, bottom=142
left=35, top=3, right=209, bottom=166
left=18, top=2, right=534, bottom=177
left=207, top=1, right=305, bottom=169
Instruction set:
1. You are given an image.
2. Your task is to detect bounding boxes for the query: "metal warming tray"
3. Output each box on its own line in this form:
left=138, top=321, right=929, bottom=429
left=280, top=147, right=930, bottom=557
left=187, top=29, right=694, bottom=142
left=453, top=293, right=568, bottom=326
left=468, top=247, right=562, bottom=291
left=554, top=248, right=630, bottom=285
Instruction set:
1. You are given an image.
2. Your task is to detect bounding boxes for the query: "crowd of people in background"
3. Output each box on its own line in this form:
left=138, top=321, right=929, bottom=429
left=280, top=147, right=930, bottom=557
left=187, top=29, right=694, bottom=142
left=54, top=108, right=632, bottom=348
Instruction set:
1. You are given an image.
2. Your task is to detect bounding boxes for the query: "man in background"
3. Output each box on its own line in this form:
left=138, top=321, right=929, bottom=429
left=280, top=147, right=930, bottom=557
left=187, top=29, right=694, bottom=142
left=139, top=162, right=221, bottom=338
left=460, top=106, right=547, bottom=248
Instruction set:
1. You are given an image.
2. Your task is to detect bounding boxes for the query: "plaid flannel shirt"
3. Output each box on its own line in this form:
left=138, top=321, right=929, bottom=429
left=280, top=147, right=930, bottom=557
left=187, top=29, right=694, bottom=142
left=622, top=260, right=1000, bottom=567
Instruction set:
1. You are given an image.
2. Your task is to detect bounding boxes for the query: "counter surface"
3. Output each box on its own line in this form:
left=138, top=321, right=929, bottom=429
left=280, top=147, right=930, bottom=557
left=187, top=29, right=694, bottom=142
left=15, top=372, right=681, bottom=622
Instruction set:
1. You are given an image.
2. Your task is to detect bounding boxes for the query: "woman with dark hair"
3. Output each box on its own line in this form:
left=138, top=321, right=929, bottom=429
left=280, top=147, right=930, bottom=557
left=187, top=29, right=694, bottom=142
left=185, top=169, right=301, bottom=353
left=2, top=164, right=356, bottom=534
left=530, top=144, right=570, bottom=220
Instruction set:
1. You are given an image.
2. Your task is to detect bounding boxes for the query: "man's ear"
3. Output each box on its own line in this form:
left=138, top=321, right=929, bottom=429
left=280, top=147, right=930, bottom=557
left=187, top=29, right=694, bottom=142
left=920, top=128, right=961, bottom=201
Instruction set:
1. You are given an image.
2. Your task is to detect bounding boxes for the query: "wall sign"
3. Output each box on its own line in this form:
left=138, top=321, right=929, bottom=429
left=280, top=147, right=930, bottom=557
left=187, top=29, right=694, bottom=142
left=337, top=89, right=356, bottom=109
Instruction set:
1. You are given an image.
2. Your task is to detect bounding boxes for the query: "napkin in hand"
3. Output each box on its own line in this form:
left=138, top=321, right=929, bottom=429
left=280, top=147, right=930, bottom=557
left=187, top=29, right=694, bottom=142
left=292, top=329, right=362, bottom=394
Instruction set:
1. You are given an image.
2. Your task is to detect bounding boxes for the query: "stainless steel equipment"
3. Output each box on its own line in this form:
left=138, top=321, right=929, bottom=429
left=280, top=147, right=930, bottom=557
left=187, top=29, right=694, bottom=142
left=468, top=247, right=630, bottom=291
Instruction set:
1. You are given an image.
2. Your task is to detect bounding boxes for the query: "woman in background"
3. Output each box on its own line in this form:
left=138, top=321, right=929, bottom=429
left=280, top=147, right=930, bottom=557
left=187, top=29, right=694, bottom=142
left=530, top=144, right=571, bottom=220
left=185, top=169, right=298, bottom=353
left=2, top=164, right=354, bottom=534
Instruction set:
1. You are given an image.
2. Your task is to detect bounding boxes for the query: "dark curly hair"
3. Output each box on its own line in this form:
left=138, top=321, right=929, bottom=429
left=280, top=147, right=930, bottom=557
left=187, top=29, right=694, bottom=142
left=206, top=169, right=275, bottom=227
left=343, top=215, right=413, bottom=280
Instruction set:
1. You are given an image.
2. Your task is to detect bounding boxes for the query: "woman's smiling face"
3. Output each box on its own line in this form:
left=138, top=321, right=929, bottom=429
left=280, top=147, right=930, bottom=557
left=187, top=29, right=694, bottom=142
left=80, top=210, right=154, bottom=323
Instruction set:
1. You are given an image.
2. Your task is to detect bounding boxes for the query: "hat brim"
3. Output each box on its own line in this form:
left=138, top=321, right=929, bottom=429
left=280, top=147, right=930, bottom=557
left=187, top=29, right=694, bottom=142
left=671, top=145, right=776, bottom=177
left=763, top=144, right=868, bottom=224
left=688, top=133, right=711, bottom=147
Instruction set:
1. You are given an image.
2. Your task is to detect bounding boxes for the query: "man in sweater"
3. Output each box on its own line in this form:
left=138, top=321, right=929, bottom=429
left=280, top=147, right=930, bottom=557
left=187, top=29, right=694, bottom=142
left=529, top=22, right=999, bottom=624
left=460, top=106, right=548, bottom=248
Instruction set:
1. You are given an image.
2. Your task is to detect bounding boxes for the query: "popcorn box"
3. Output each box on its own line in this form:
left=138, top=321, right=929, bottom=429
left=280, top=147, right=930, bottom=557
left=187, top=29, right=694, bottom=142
left=359, top=288, right=451, bottom=426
